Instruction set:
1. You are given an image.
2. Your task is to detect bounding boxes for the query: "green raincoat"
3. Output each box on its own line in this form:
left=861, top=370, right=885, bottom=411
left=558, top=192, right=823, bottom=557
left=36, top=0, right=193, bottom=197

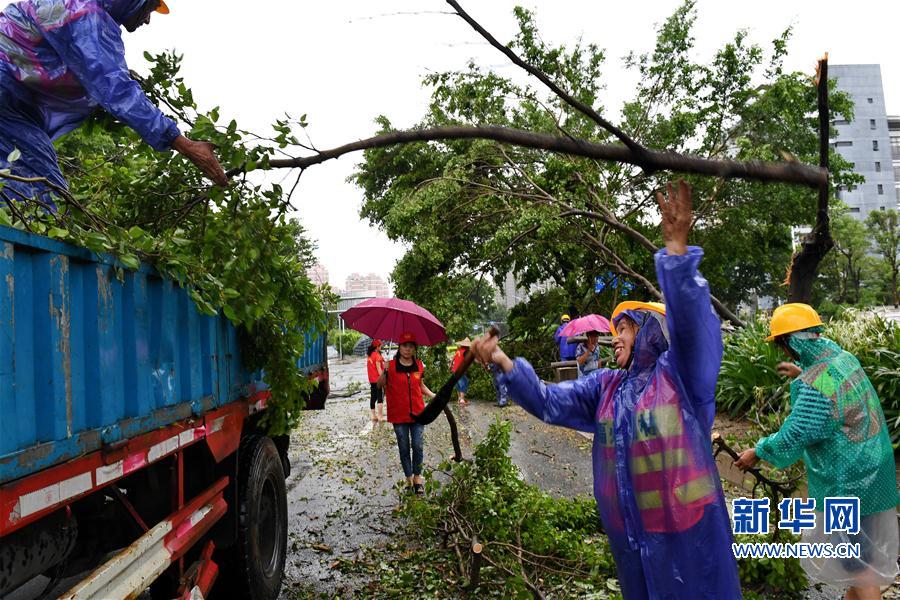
left=755, top=332, right=897, bottom=516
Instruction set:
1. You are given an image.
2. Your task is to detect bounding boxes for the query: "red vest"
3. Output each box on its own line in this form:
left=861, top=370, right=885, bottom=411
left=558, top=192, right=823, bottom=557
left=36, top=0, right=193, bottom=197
left=451, top=348, right=466, bottom=373
left=367, top=351, right=385, bottom=383
left=595, top=372, right=717, bottom=534
left=385, top=359, right=425, bottom=424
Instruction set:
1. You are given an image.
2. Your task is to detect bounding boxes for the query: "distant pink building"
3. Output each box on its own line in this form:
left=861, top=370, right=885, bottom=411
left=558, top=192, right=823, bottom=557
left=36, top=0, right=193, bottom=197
left=306, top=262, right=330, bottom=287
left=344, top=272, right=391, bottom=298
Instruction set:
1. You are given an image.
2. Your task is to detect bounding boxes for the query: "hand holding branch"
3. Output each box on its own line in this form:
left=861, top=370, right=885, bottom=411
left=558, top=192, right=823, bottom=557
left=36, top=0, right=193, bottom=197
left=172, top=135, right=228, bottom=186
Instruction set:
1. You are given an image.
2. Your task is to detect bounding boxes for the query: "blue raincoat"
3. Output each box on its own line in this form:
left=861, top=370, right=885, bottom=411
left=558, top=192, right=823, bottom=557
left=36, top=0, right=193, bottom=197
left=554, top=322, right=578, bottom=361
left=500, top=247, right=741, bottom=599
left=0, top=0, right=180, bottom=205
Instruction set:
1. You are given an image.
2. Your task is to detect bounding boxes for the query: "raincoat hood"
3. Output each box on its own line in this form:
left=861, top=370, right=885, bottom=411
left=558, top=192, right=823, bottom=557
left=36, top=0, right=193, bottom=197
left=616, top=309, right=669, bottom=378
left=101, top=0, right=152, bottom=24
left=785, top=327, right=837, bottom=370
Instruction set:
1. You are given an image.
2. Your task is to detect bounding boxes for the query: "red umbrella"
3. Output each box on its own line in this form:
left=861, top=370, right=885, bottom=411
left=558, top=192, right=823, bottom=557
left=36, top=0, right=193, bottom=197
left=559, top=314, right=611, bottom=337
left=339, top=297, right=447, bottom=346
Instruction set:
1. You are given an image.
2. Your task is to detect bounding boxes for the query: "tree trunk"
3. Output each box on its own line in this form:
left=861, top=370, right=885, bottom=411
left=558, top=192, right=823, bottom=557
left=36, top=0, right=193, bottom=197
left=892, top=270, right=898, bottom=308
left=786, top=57, right=833, bottom=303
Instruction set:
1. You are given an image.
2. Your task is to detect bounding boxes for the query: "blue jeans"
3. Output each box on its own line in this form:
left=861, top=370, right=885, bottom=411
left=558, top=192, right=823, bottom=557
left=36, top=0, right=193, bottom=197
left=393, top=423, right=424, bottom=478
left=489, top=364, right=508, bottom=405
left=456, top=375, right=469, bottom=394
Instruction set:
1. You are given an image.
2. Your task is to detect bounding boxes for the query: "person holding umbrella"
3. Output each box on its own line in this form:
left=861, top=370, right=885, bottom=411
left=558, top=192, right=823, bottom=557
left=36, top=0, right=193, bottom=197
left=559, top=315, right=610, bottom=379
left=377, top=333, right=436, bottom=495
left=575, top=330, right=603, bottom=378
left=341, top=297, right=479, bottom=491
left=452, top=338, right=473, bottom=405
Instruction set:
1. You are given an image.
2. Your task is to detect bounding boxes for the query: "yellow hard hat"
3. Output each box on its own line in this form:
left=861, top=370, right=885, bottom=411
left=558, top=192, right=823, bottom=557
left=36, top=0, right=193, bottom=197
left=610, top=301, right=666, bottom=336
left=766, top=303, right=823, bottom=341
left=561, top=314, right=571, bottom=321
left=156, top=0, right=169, bottom=14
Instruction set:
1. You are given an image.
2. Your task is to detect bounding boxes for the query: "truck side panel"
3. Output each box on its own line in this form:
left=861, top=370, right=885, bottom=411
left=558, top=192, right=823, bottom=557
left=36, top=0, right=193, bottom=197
left=0, top=226, right=253, bottom=485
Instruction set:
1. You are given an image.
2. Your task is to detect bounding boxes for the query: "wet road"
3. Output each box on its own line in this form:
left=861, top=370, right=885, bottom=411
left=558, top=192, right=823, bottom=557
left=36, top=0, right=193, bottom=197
left=278, top=355, right=595, bottom=598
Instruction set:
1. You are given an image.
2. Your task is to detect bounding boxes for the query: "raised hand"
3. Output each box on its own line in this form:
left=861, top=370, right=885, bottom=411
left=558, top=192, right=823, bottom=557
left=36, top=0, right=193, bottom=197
left=655, top=179, right=692, bottom=256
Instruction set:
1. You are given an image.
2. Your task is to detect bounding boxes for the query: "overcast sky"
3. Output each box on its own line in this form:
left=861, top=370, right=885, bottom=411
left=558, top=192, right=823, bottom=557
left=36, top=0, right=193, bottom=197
left=121, top=0, right=900, bottom=289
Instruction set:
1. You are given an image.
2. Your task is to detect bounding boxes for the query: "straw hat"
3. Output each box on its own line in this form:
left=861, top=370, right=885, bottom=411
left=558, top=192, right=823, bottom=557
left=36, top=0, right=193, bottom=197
left=455, top=337, right=472, bottom=347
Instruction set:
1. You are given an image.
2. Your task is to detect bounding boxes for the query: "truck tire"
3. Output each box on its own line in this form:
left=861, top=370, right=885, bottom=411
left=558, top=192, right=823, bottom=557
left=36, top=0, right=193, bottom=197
left=227, top=435, right=287, bottom=599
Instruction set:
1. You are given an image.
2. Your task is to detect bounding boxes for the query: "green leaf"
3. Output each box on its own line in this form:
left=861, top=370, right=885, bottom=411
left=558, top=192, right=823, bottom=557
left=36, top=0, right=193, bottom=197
left=120, top=254, right=140, bottom=270
left=223, top=304, right=238, bottom=322
left=6, top=148, right=20, bottom=163
left=128, top=226, right=146, bottom=240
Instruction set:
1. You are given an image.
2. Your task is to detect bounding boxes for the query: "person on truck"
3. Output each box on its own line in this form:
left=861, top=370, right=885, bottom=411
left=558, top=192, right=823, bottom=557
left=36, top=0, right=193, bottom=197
left=735, top=304, right=899, bottom=599
left=377, top=332, right=435, bottom=496
left=0, top=0, right=228, bottom=209
left=470, top=181, right=741, bottom=599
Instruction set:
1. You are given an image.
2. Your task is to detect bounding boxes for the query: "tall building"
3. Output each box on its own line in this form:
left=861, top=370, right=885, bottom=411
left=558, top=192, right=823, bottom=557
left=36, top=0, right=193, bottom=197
left=830, top=65, right=897, bottom=219
left=493, top=272, right=552, bottom=310
left=306, top=262, right=330, bottom=287
left=889, top=115, right=900, bottom=205
left=343, top=273, right=391, bottom=298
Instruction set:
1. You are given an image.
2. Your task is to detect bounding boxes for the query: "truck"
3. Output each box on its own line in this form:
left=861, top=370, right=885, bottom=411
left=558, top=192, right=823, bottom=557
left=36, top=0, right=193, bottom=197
left=0, top=224, right=328, bottom=599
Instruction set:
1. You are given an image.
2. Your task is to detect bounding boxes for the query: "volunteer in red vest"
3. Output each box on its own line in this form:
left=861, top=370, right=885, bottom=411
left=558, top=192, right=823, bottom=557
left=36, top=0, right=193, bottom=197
left=366, top=339, right=386, bottom=421
left=377, top=333, right=435, bottom=496
left=451, top=338, right=472, bottom=405
left=471, top=181, right=741, bottom=599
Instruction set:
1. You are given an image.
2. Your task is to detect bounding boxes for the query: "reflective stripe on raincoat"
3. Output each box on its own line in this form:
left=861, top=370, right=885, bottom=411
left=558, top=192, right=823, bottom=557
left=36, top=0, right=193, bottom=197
left=0, top=0, right=180, bottom=202
left=500, top=247, right=741, bottom=600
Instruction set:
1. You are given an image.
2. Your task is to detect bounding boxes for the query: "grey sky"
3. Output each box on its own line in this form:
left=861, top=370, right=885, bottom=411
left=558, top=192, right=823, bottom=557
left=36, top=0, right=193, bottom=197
left=124, top=1, right=900, bottom=289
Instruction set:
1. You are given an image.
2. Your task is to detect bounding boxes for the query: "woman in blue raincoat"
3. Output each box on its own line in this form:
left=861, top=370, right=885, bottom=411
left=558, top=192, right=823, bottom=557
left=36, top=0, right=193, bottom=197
left=0, top=0, right=226, bottom=207
left=471, top=180, right=741, bottom=600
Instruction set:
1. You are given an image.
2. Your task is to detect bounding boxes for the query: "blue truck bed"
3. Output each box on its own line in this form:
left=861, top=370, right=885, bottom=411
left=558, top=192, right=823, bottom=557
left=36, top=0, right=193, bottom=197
left=0, top=225, right=324, bottom=486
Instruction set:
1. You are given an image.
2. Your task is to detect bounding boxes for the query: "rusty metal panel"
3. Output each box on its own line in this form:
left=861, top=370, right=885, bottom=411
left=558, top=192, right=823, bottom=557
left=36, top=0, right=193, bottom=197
left=0, top=226, right=251, bottom=485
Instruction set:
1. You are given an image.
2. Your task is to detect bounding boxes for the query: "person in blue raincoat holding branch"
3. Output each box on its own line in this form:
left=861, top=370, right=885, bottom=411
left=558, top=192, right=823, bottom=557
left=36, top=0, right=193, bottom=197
left=471, top=180, right=741, bottom=599
left=0, top=0, right=227, bottom=208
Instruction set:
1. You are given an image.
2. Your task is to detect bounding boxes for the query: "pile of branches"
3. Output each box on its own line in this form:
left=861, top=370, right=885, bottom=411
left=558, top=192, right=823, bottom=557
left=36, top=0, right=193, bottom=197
left=405, top=420, right=617, bottom=598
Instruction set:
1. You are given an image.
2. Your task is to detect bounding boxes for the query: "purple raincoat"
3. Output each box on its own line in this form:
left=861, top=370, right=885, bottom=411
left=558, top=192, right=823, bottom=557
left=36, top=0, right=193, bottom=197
left=0, top=0, right=180, bottom=204
left=500, top=247, right=741, bottom=599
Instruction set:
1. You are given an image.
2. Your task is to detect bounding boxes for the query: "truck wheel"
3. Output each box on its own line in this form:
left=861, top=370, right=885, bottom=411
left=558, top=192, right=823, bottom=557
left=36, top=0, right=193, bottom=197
left=228, top=435, right=288, bottom=599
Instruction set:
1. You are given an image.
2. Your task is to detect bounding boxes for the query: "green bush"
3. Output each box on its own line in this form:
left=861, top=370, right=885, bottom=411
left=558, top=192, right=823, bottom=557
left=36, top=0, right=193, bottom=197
left=735, top=533, right=808, bottom=598
left=333, top=330, right=362, bottom=356
left=716, top=315, right=791, bottom=416
left=717, top=309, right=900, bottom=447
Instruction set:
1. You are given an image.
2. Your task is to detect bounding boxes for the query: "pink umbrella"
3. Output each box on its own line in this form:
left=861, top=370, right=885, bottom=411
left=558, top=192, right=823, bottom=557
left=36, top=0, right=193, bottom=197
left=559, top=314, right=611, bottom=337
left=339, top=297, right=448, bottom=346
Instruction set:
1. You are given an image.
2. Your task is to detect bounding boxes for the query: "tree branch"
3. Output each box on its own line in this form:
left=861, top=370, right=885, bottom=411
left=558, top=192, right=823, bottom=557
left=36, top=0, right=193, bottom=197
left=227, top=125, right=827, bottom=189
left=445, top=0, right=647, bottom=162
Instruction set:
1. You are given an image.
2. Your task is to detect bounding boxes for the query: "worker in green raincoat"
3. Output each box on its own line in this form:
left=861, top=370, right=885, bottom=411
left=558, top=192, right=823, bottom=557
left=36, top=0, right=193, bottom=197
left=735, top=303, right=898, bottom=600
